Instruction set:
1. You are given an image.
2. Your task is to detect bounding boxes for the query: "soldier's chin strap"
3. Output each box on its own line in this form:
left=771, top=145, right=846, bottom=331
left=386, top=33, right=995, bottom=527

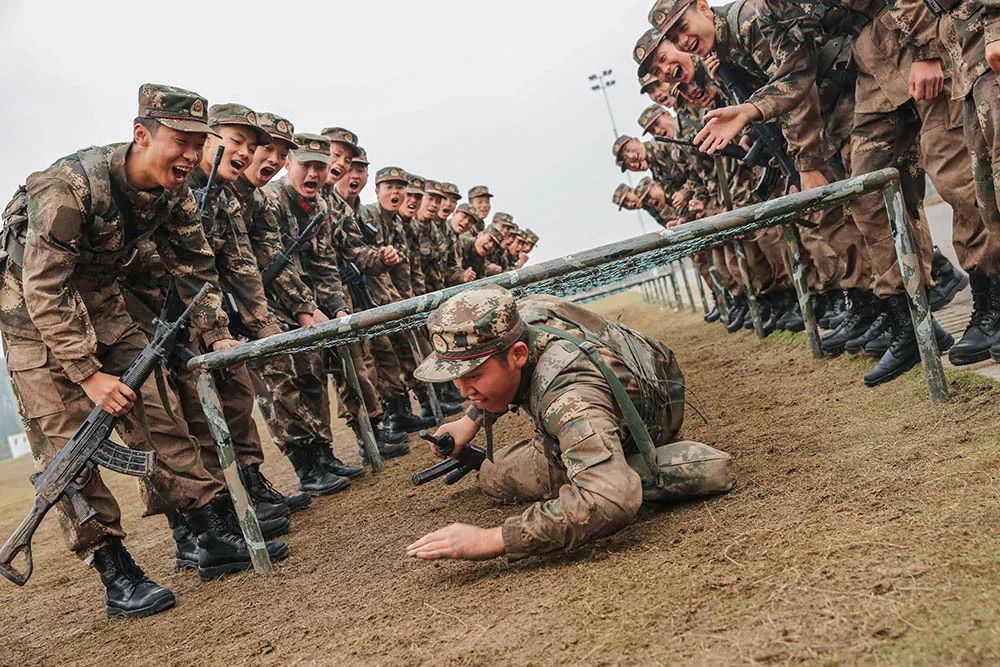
left=530, top=325, right=660, bottom=486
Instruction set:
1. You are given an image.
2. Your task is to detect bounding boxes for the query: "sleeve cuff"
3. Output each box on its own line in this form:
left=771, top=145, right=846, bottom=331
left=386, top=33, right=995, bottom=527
left=502, top=516, right=530, bottom=562
left=986, top=20, right=1000, bottom=45
left=749, top=99, right=778, bottom=123
left=466, top=405, right=483, bottom=422
left=794, top=154, right=827, bottom=172
left=912, top=49, right=940, bottom=62
left=200, top=326, right=233, bottom=347
left=255, top=323, right=282, bottom=339
left=64, top=356, right=103, bottom=385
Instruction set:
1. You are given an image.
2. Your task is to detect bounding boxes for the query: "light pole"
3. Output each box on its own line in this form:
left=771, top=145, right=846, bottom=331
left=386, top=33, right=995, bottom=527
left=589, top=69, right=646, bottom=233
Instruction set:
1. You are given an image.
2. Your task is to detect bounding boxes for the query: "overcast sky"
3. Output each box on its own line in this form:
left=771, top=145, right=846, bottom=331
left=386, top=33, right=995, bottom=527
left=0, top=0, right=726, bottom=264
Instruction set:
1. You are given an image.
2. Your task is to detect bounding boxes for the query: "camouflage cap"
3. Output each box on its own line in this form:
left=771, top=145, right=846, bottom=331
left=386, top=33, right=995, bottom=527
left=291, top=133, right=332, bottom=165
left=639, top=72, right=660, bottom=94
left=649, top=0, right=696, bottom=34
left=634, top=28, right=665, bottom=78
left=414, top=285, right=526, bottom=382
left=635, top=176, right=655, bottom=204
left=257, top=112, right=297, bottom=150
left=137, top=83, right=218, bottom=136
left=454, top=202, right=482, bottom=224
left=492, top=212, right=516, bottom=230
left=613, top=183, right=632, bottom=210
left=440, top=182, right=462, bottom=200
left=484, top=223, right=505, bottom=244
left=321, top=127, right=360, bottom=157
left=612, top=134, right=633, bottom=159
left=639, top=104, right=668, bottom=134
left=425, top=180, right=447, bottom=196
left=375, top=166, right=408, bottom=185
left=468, top=185, right=494, bottom=200
left=352, top=146, right=370, bottom=165
left=405, top=172, right=426, bottom=194
left=523, top=228, right=539, bottom=245
left=208, top=103, right=272, bottom=146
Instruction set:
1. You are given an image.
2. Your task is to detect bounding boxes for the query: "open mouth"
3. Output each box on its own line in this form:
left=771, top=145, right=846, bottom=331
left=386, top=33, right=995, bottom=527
left=170, top=165, right=192, bottom=183
left=229, top=158, right=246, bottom=174
left=259, top=165, right=277, bottom=179
left=390, top=195, right=402, bottom=206
left=302, top=178, right=319, bottom=194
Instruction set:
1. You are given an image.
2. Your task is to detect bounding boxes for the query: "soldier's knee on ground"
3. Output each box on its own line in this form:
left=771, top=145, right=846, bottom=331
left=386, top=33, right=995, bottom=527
left=478, top=438, right=568, bottom=502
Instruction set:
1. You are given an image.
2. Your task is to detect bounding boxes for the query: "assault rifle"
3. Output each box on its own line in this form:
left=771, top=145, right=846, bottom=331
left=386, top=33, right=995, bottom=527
left=193, top=145, right=225, bottom=227
left=654, top=135, right=748, bottom=162
left=712, top=62, right=801, bottom=194
left=411, top=431, right=487, bottom=486
left=0, top=284, right=211, bottom=586
left=226, top=211, right=326, bottom=340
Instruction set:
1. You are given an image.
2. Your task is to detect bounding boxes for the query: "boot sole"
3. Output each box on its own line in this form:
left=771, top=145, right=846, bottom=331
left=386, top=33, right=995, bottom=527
left=263, top=524, right=290, bottom=540
left=107, top=593, right=176, bottom=619
left=951, top=349, right=992, bottom=366
left=301, top=477, right=352, bottom=496
left=930, top=274, right=970, bottom=312
left=197, top=545, right=289, bottom=581
left=864, top=356, right=920, bottom=387
left=286, top=497, right=311, bottom=513
left=175, top=558, right=198, bottom=572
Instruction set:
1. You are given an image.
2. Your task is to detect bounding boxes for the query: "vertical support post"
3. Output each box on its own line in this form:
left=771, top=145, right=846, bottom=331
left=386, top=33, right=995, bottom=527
left=667, top=263, right=684, bottom=312
left=340, top=345, right=383, bottom=472
left=781, top=224, right=823, bottom=358
left=679, top=258, right=697, bottom=314
left=408, top=331, right=444, bottom=422
left=883, top=181, right=948, bottom=403
left=694, top=264, right=710, bottom=314
left=196, top=371, right=272, bottom=574
left=733, top=240, right=765, bottom=338
left=660, top=276, right=672, bottom=307
left=705, top=253, right=730, bottom=322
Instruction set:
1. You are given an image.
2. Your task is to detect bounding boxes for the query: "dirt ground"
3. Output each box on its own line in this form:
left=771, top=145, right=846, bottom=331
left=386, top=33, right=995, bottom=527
left=1, top=291, right=999, bottom=666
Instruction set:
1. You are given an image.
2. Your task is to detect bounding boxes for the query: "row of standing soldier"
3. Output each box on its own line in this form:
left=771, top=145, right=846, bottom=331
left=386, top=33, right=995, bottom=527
left=614, top=0, right=1000, bottom=389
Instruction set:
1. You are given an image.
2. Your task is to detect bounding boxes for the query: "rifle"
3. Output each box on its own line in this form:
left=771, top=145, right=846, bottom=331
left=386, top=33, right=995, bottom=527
left=411, top=430, right=487, bottom=486
left=223, top=211, right=326, bottom=341
left=712, top=62, right=801, bottom=194
left=193, top=145, right=225, bottom=230
left=655, top=135, right=748, bottom=162
left=0, top=284, right=211, bottom=586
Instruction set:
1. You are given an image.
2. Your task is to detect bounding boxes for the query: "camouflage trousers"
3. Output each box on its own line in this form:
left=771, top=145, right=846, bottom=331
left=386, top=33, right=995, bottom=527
left=259, top=349, right=332, bottom=453
left=712, top=246, right=740, bottom=297
left=390, top=330, right=431, bottom=392
left=962, top=70, right=1000, bottom=276
left=724, top=234, right=787, bottom=297
left=3, top=328, right=223, bottom=559
left=329, top=339, right=383, bottom=429
left=370, top=333, right=406, bottom=398
left=173, top=363, right=265, bottom=482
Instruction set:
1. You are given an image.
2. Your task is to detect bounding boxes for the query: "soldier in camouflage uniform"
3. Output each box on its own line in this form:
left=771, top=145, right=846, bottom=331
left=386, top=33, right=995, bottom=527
left=468, top=185, right=494, bottom=228
left=935, top=0, right=1000, bottom=364
left=361, top=168, right=436, bottom=434
left=120, top=103, right=298, bottom=558
left=639, top=103, right=680, bottom=138
left=443, top=203, right=483, bottom=286
left=490, top=212, right=518, bottom=271
left=319, top=127, right=412, bottom=459
left=412, top=180, right=447, bottom=293
left=0, top=84, right=287, bottom=618
left=261, top=133, right=359, bottom=495
left=437, top=181, right=462, bottom=228
left=454, top=224, right=504, bottom=283
left=406, top=286, right=731, bottom=562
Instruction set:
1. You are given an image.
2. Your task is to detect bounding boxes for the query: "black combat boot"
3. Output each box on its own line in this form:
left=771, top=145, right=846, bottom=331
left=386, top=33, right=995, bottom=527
left=184, top=495, right=289, bottom=581
left=820, top=289, right=878, bottom=356
left=385, top=394, right=436, bottom=433
left=864, top=294, right=954, bottom=387
left=864, top=330, right=892, bottom=358
left=435, top=384, right=466, bottom=415
left=725, top=296, right=749, bottom=333
left=819, top=290, right=847, bottom=329
left=929, top=246, right=969, bottom=312
left=358, top=430, right=411, bottom=465
left=810, top=292, right=828, bottom=324
left=703, top=303, right=721, bottom=323
left=844, top=309, right=889, bottom=354
left=440, top=382, right=465, bottom=405
left=167, top=512, right=198, bottom=571
left=776, top=290, right=804, bottom=332
left=241, top=463, right=310, bottom=514
left=373, top=416, right=409, bottom=445
left=415, top=386, right=462, bottom=420
left=93, top=537, right=176, bottom=619
left=286, top=446, right=351, bottom=496
left=759, top=294, right=783, bottom=336
left=951, top=272, right=1000, bottom=365
left=743, top=296, right=771, bottom=332
left=315, top=439, right=365, bottom=479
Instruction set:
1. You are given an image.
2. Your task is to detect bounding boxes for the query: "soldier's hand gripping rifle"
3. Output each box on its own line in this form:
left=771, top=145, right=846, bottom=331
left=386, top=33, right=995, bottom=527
left=224, top=211, right=327, bottom=340
left=411, top=430, right=487, bottom=486
left=0, top=284, right=212, bottom=586
left=712, top=62, right=801, bottom=196
left=655, top=135, right=749, bottom=162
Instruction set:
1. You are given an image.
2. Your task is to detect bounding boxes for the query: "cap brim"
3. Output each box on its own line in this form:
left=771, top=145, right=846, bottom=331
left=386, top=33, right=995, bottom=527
left=270, top=135, right=299, bottom=150
left=413, top=352, right=490, bottom=383
left=211, top=121, right=273, bottom=147
left=292, top=150, right=331, bottom=164
left=405, top=187, right=425, bottom=195
left=158, top=118, right=221, bottom=137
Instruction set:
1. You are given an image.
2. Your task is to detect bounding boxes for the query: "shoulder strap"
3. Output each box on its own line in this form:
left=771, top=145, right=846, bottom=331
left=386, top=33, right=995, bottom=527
left=531, top=324, right=659, bottom=485
left=726, top=0, right=749, bottom=38
left=75, top=147, right=113, bottom=218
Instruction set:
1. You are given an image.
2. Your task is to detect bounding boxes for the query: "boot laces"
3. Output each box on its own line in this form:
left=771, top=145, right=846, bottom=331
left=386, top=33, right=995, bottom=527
left=245, top=465, right=284, bottom=504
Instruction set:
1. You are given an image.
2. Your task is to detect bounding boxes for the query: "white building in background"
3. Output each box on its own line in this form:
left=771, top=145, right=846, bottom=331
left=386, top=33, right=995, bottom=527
left=7, top=432, right=29, bottom=459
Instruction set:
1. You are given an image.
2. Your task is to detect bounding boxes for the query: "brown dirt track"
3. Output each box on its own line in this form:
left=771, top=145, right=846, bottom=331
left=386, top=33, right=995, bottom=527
left=1, top=291, right=999, bottom=666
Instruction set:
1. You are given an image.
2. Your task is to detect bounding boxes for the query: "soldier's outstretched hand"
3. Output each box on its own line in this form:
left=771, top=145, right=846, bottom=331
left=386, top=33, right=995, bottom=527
left=695, top=103, right=760, bottom=155
left=406, top=523, right=504, bottom=561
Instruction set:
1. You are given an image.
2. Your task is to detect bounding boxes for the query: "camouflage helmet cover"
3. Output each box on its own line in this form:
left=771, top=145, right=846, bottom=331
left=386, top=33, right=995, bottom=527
left=137, top=83, right=219, bottom=136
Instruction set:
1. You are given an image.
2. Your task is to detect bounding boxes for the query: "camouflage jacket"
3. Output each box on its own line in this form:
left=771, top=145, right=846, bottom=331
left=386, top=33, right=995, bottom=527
left=412, top=217, right=444, bottom=294
left=440, top=222, right=467, bottom=287
left=0, top=143, right=227, bottom=383
left=339, top=198, right=401, bottom=308
left=453, top=233, right=489, bottom=283
left=264, top=177, right=347, bottom=319
left=645, top=140, right=690, bottom=196
left=939, top=1, right=991, bottom=100
left=233, top=175, right=317, bottom=321
left=362, top=203, right=413, bottom=300
left=474, top=295, right=685, bottom=560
